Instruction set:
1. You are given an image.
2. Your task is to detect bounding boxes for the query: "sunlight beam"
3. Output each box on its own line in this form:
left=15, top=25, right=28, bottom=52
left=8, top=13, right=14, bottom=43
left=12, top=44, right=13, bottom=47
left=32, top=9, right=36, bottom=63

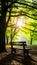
left=15, top=16, right=26, bottom=28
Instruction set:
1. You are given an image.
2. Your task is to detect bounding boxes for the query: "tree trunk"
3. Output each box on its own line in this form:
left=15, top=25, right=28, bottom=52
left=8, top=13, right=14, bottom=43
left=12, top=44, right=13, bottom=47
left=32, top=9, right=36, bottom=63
left=0, top=19, right=6, bottom=52
left=31, top=37, right=32, bottom=45
left=0, top=0, right=7, bottom=52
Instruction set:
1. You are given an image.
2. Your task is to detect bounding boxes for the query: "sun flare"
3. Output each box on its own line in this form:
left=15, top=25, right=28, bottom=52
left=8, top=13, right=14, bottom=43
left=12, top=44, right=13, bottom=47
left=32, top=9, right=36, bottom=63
left=16, top=19, right=23, bottom=27
left=15, top=16, right=26, bottom=28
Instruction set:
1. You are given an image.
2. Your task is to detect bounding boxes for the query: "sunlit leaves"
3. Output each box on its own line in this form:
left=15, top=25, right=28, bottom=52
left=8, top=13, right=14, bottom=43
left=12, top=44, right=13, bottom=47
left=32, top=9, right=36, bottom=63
left=33, top=32, right=37, bottom=40
left=13, top=30, right=21, bottom=41
left=6, top=15, right=37, bottom=42
left=6, top=0, right=37, bottom=42
left=6, top=27, right=11, bottom=37
left=10, top=0, right=37, bottom=20
left=21, top=17, right=37, bottom=41
left=21, top=27, right=31, bottom=40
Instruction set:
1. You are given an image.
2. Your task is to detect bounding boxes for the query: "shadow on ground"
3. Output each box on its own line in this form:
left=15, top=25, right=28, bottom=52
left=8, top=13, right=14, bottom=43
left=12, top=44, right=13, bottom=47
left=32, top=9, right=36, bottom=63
left=0, top=52, right=37, bottom=65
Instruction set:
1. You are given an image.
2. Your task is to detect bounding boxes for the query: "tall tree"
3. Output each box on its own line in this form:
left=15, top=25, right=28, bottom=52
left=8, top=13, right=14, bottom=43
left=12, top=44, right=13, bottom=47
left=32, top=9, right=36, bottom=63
left=0, top=0, right=7, bottom=52
left=0, top=0, right=17, bottom=52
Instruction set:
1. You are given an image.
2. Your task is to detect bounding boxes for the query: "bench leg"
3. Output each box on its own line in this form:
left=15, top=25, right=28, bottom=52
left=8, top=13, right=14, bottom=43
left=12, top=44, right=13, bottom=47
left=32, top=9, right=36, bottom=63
left=27, top=50, right=29, bottom=56
left=12, top=48, right=16, bottom=54
left=24, top=50, right=29, bottom=56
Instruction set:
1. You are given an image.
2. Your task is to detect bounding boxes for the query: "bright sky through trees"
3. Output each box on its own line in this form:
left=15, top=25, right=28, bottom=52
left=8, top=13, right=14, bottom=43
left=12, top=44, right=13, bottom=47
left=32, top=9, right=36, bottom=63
left=15, top=16, right=26, bottom=28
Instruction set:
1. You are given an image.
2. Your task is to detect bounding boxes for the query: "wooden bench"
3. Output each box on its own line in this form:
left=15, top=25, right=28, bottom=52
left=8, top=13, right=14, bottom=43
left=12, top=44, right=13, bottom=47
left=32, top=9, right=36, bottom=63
left=12, top=46, right=31, bottom=56
left=11, top=41, right=31, bottom=56
left=24, top=47, right=32, bottom=56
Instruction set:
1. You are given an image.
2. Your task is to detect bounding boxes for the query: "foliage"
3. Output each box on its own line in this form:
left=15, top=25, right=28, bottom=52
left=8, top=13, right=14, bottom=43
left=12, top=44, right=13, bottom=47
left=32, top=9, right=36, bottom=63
left=5, top=0, right=37, bottom=42
left=21, top=18, right=37, bottom=41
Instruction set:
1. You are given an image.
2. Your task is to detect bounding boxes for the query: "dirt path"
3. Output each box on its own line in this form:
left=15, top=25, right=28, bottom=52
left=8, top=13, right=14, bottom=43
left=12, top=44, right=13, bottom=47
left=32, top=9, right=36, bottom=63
left=0, top=48, right=37, bottom=65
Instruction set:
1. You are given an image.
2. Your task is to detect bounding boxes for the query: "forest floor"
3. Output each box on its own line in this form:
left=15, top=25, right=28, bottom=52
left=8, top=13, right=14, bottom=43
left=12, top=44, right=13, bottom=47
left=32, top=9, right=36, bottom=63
left=0, top=46, right=37, bottom=65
